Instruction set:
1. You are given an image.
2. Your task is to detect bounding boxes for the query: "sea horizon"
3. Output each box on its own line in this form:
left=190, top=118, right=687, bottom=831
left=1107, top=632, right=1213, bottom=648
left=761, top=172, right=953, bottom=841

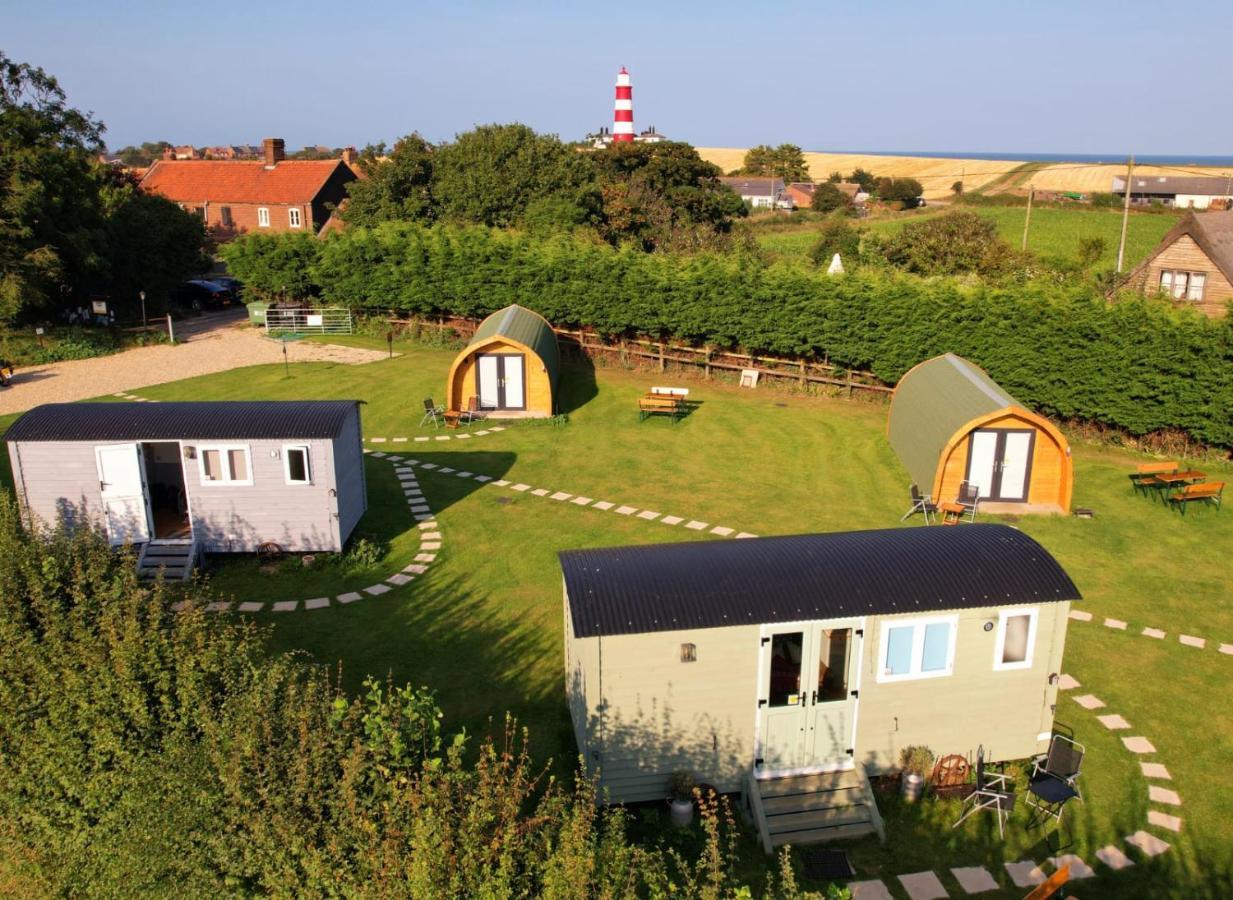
left=826, top=150, right=1233, bottom=167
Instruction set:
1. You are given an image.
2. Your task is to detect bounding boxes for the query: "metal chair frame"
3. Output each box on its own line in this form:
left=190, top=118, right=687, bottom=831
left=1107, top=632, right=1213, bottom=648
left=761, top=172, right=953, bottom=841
left=1026, top=735, right=1084, bottom=826
left=953, top=748, right=1016, bottom=839
left=901, top=484, right=938, bottom=524
left=419, top=398, right=444, bottom=429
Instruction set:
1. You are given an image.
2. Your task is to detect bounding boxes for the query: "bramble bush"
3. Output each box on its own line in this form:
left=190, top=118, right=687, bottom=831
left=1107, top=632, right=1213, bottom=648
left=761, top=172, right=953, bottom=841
left=222, top=224, right=1233, bottom=447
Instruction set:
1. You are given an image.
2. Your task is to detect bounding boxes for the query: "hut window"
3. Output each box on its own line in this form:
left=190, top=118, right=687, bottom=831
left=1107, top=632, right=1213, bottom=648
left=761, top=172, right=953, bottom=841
left=877, top=616, right=957, bottom=683
left=680, top=643, right=696, bottom=663
left=284, top=445, right=311, bottom=485
left=817, top=628, right=851, bottom=701
left=994, top=608, right=1039, bottom=671
left=198, top=445, right=253, bottom=486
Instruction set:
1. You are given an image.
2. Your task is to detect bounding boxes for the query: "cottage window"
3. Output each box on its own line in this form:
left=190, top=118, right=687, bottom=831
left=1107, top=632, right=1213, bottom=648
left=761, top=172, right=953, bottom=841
left=1187, top=272, right=1206, bottom=301
left=1160, top=269, right=1206, bottom=301
left=288, top=208, right=302, bottom=228
left=877, top=616, right=957, bottom=683
left=257, top=207, right=270, bottom=228
left=284, top=445, right=311, bottom=485
left=993, top=608, right=1039, bottom=671
left=198, top=444, right=253, bottom=486
left=220, top=206, right=233, bottom=227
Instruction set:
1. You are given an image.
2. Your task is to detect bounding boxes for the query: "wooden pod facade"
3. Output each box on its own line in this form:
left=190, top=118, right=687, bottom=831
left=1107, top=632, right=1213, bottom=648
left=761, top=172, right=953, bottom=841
left=888, top=354, right=1073, bottom=514
left=445, top=305, right=560, bottom=418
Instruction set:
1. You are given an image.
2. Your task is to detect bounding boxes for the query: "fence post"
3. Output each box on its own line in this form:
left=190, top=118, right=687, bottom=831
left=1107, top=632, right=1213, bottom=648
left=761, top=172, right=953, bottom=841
left=166, top=314, right=175, bottom=345
left=658, top=342, right=665, bottom=373
left=846, top=369, right=854, bottom=399
left=799, top=358, right=806, bottom=388
left=704, top=347, right=712, bottom=380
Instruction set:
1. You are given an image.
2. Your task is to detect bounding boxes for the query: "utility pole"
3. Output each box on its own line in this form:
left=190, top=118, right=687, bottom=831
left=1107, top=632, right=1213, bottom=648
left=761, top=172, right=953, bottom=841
left=1021, top=185, right=1034, bottom=251
left=1116, top=154, right=1135, bottom=273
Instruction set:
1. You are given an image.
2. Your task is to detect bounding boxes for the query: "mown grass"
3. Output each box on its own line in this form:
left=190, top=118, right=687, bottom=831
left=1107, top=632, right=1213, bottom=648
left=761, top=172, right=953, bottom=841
left=3, top=335, right=1231, bottom=897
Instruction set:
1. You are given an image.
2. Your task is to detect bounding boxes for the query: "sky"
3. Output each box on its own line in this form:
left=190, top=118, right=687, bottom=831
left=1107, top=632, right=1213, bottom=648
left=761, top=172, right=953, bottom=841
left=5, top=0, right=1232, bottom=155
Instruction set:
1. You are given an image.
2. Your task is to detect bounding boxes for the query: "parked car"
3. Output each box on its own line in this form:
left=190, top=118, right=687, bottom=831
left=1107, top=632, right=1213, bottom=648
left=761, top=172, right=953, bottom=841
left=204, top=275, right=243, bottom=300
left=172, top=280, right=234, bottom=312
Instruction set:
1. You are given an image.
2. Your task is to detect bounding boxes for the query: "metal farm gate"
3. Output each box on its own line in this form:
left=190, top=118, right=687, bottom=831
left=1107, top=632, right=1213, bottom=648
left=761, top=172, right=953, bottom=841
left=265, top=307, right=353, bottom=336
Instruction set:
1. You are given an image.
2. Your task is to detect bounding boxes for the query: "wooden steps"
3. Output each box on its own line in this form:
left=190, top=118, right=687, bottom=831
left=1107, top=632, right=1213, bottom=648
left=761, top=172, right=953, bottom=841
left=748, top=767, right=885, bottom=853
left=138, top=541, right=198, bottom=582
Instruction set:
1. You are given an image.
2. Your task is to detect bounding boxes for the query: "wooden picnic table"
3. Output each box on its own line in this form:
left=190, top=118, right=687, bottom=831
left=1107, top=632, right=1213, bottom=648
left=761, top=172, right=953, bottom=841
left=638, top=392, right=684, bottom=422
left=938, top=501, right=967, bottom=526
left=1155, top=470, right=1206, bottom=486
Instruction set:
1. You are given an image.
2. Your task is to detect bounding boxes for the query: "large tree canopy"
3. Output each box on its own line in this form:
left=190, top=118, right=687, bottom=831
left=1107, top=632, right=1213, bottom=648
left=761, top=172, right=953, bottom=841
left=340, top=132, right=437, bottom=227
left=737, top=144, right=810, bottom=182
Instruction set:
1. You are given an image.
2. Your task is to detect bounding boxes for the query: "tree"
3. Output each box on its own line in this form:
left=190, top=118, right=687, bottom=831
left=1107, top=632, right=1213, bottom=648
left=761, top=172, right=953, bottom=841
left=875, top=176, right=924, bottom=208
left=219, top=231, right=322, bottom=300
left=432, top=123, right=596, bottom=228
left=341, top=132, right=437, bottom=226
left=289, top=145, right=342, bottom=160
left=809, top=219, right=861, bottom=268
left=848, top=167, right=877, bottom=192
left=810, top=182, right=854, bottom=215
left=951, top=180, right=964, bottom=196
left=112, top=140, right=171, bottom=167
left=826, top=171, right=843, bottom=183
left=1076, top=236, right=1106, bottom=269
left=883, top=210, right=1021, bottom=276
left=739, top=144, right=809, bottom=182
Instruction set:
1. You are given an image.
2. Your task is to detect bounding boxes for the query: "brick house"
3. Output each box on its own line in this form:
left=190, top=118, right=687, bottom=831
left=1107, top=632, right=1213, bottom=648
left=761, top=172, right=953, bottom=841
left=1125, top=211, right=1233, bottom=318
left=784, top=181, right=860, bottom=209
left=140, top=138, right=358, bottom=237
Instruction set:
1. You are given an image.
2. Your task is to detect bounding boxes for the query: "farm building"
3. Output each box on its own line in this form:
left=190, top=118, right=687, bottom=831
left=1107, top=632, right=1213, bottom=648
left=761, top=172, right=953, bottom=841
left=888, top=354, right=1073, bottom=514
left=4, top=401, right=367, bottom=576
left=446, top=305, right=560, bottom=417
left=1112, top=174, right=1232, bottom=210
left=717, top=177, right=793, bottom=209
left=561, top=525, right=1079, bottom=849
left=1125, top=211, right=1233, bottom=318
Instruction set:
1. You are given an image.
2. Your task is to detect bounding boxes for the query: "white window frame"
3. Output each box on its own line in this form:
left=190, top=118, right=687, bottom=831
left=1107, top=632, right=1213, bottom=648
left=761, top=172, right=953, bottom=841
left=197, top=444, right=254, bottom=486
left=1186, top=271, right=1206, bottom=301
left=257, top=207, right=270, bottom=228
left=993, top=607, right=1039, bottom=672
left=283, top=444, right=312, bottom=485
left=876, top=615, right=958, bottom=683
left=288, top=207, right=302, bottom=229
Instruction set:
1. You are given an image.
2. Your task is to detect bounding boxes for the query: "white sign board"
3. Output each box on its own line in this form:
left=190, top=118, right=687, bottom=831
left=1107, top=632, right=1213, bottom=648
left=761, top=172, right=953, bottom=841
left=306, top=314, right=324, bottom=327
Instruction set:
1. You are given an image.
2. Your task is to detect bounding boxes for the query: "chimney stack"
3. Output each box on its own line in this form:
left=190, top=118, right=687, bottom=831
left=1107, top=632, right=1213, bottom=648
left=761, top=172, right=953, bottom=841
left=263, top=137, right=285, bottom=167
left=341, top=146, right=358, bottom=165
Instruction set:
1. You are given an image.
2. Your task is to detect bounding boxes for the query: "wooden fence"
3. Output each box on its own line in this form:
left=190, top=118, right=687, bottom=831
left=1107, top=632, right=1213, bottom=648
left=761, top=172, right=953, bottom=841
left=384, top=314, right=893, bottom=398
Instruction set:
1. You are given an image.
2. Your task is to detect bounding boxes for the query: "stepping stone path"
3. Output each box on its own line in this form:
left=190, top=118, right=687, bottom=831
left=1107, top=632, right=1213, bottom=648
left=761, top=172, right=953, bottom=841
left=849, top=882, right=894, bottom=900
left=897, top=871, right=948, bottom=900
left=1179, top=634, right=1205, bottom=649
left=1067, top=607, right=1232, bottom=666
left=1148, top=810, right=1183, bottom=832
left=1148, top=786, right=1181, bottom=806
left=1097, top=713, right=1131, bottom=730
left=1122, top=736, right=1156, bottom=754
left=1104, top=617, right=1127, bottom=630
left=1004, top=861, right=1047, bottom=888
left=1072, top=693, right=1106, bottom=710
left=950, top=865, right=999, bottom=893
left=1142, top=627, right=1166, bottom=639
left=1126, top=830, right=1171, bottom=857
left=1095, top=846, right=1134, bottom=870
left=1057, top=673, right=1081, bottom=690
left=1140, top=762, right=1171, bottom=779
left=1048, top=855, right=1095, bottom=879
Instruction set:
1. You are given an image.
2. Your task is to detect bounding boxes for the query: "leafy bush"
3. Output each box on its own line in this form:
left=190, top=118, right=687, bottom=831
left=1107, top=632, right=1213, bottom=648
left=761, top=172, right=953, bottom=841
left=218, top=231, right=322, bottom=301
left=883, top=211, right=1022, bottom=277
left=898, top=745, right=936, bottom=781
left=810, top=182, right=854, bottom=214
left=808, top=219, right=861, bottom=268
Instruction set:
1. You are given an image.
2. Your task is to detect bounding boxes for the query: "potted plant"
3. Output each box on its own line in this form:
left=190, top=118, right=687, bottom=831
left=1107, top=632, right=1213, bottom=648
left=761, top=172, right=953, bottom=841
left=898, top=745, right=935, bottom=803
left=667, top=770, right=696, bottom=827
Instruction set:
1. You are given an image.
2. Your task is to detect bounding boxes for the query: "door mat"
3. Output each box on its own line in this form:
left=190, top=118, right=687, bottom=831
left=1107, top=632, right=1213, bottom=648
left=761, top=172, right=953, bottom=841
left=800, top=848, right=855, bottom=881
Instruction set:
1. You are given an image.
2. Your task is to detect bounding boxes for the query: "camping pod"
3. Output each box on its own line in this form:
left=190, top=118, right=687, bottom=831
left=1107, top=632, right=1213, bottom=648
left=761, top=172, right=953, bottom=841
left=446, top=305, right=560, bottom=417
left=888, top=354, right=1073, bottom=514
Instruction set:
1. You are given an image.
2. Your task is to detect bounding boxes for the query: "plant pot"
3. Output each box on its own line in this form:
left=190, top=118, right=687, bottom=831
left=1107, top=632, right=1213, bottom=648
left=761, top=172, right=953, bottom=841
left=669, top=798, right=694, bottom=827
left=901, top=772, right=924, bottom=803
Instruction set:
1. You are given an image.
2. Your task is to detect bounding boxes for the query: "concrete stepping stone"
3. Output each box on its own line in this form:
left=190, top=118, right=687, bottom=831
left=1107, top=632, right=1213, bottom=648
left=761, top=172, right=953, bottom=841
left=474, top=475, right=492, bottom=482
left=419, top=463, right=438, bottom=469
left=1104, top=618, right=1127, bottom=630
left=437, top=467, right=455, bottom=474
left=171, top=600, right=193, bottom=612
left=420, top=541, right=441, bottom=550
left=1047, top=855, right=1094, bottom=879
left=1125, top=830, right=1171, bottom=857
left=592, top=501, right=614, bottom=511
left=1148, top=810, right=1183, bottom=832
left=474, top=430, right=490, bottom=436
left=1097, top=714, right=1131, bottom=730
left=393, top=437, right=408, bottom=443
left=434, top=436, right=450, bottom=441
left=1004, top=861, right=1046, bottom=888
left=897, top=871, right=947, bottom=900
left=950, top=865, right=999, bottom=893
left=455, top=434, right=471, bottom=440
left=1057, top=673, right=1080, bottom=690
left=1095, top=845, right=1134, bottom=870
left=237, top=602, right=264, bottom=613
left=422, top=532, right=442, bottom=540
left=1148, top=785, right=1181, bottom=806
left=489, top=426, right=506, bottom=431
left=414, top=514, right=434, bottom=521
left=1122, top=736, right=1156, bottom=754
left=1069, top=610, right=1092, bottom=622
left=636, top=510, right=660, bottom=520
left=685, top=520, right=709, bottom=530
left=550, top=492, right=572, bottom=501
left=1179, top=634, right=1205, bottom=649
left=337, top=592, right=363, bottom=604
left=571, top=496, right=593, bottom=505
left=849, top=882, right=893, bottom=900
left=272, top=601, right=299, bottom=612
left=1072, top=694, right=1105, bottom=710
left=661, top=515, right=684, bottom=525
left=531, top=488, right=550, bottom=497
left=615, top=505, right=637, bottom=515
left=735, top=532, right=758, bottom=539
left=1140, top=762, right=1171, bottom=779
left=1142, top=627, right=1166, bottom=639
left=402, top=564, right=428, bottom=575
left=494, top=479, right=511, bottom=486
left=404, top=491, right=424, bottom=498
left=368, top=450, right=387, bottom=457
left=415, top=553, right=437, bottom=563
left=414, top=436, right=429, bottom=442
left=410, top=505, right=431, bottom=513
left=363, top=584, right=391, bottom=596
left=1219, top=643, right=1233, bottom=656
left=205, top=601, right=231, bottom=613
left=417, top=521, right=438, bottom=530
left=710, top=526, right=734, bottom=536
left=304, top=597, right=330, bottom=610
left=455, top=471, right=474, bottom=478
left=386, top=573, right=414, bottom=586
left=369, top=439, right=387, bottom=444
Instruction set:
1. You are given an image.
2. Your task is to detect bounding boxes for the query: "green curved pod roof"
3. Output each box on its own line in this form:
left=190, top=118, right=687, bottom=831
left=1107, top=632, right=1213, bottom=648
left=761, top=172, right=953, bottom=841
left=888, top=354, right=1021, bottom=491
left=468, top=304, right=560, bottom=390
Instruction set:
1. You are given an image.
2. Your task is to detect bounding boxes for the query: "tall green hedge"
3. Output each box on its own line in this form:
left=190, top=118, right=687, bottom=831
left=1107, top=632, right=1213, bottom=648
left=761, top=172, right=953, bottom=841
left=225, top=225, right=1233, bottom=446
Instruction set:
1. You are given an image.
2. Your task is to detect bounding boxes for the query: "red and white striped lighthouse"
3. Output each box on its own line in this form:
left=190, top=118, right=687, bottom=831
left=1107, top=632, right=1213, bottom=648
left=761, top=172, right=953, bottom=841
left=612, top=66, right=634, bottom=142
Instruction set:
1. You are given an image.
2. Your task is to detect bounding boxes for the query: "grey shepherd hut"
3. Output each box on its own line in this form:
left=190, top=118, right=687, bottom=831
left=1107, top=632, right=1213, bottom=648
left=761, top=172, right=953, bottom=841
left=5, top=401, right=367, bottom=568
left=561, top=525, right=1080, bottom=849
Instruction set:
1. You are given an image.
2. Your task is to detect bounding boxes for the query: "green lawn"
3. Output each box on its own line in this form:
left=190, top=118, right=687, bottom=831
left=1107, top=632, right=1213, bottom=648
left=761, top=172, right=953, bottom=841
left=4, top=335, right=1231, bottom=897
left=757, top=207, right=1180, bottom=271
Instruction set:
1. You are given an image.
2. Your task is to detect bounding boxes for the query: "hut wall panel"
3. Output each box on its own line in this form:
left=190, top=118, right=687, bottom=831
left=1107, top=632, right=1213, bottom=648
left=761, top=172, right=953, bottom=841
left=564, top=591, right=600, bottom=764
left=591, top=625, right=761, bottom=803
left=854, top=603, right=1065, bottom=772
left=1142, top=234, right=1233, bottom=318
left=448, top=338, right=553, bottom=417
left=937, top=413, right=1069, bottom=509
left=7, top=440, right=104, bottom=530
left=331, top=407, right=367, bottom=545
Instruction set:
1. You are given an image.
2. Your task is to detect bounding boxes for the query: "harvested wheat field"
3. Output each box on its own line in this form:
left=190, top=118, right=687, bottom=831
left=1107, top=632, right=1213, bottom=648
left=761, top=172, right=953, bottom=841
left=698, top=148, right=1233, bottom=200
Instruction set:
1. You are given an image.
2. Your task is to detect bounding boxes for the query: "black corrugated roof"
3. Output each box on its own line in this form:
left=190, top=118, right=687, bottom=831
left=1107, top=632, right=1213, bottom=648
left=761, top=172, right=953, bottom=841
left=3, top=401, right=359, bottom=442
left=560, top=525, right=1080, bottom=638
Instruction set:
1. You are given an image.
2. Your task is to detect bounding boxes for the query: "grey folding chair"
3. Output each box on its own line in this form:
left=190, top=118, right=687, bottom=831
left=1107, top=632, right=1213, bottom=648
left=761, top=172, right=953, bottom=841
left=958, top=480, right=981, bottom=522
left=419, top=398, right=444, bottom=429
left=953, top=746, right=1016, bottom=839
left=1026, top=735, right=1084, bottom=826
left=901, top=484, right=938, bottom=524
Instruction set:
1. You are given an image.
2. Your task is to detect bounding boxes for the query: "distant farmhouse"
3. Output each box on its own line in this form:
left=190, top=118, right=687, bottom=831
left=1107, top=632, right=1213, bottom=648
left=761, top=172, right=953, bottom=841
left=717, top=176, right=793, bottom=210
left=1126, top=211, right=1233, bottom=317
left=585, top=125, right=672, bottom=149
left=1112, top=175, right=1232, bottom=210
left=784, top=181, right=863, bottom=209
left=141, top=138, right=359, bottom=237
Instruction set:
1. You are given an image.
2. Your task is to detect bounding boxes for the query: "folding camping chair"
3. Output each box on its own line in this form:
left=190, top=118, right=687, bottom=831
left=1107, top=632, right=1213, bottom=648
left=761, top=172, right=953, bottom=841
left=419, top=398, right=444, bottom=429
left=957, top=480, right=981, bottom=522
left=901, top=484, right=938, bottom=524
left=1026, top=735, right=1084, bottom=826
left=953, top=746, right=1016, bottom=839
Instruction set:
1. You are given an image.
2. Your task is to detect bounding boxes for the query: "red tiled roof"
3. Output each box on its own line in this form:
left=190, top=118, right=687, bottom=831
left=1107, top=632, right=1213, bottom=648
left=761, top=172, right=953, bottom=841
left=140, top=159, right=349, bottom=205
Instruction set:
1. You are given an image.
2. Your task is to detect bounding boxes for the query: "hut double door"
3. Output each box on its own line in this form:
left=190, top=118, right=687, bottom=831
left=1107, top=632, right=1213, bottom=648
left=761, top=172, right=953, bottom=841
left=966, top=429, right=1035, bottom=502
left=756, top=621, right=861, bottom=776
left=476, top=354, right=526, bottom=411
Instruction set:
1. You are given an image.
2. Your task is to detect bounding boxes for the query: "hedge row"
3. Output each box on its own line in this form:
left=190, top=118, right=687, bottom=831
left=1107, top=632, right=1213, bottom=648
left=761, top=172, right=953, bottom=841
left=225, top=224, right=1233, bottom=447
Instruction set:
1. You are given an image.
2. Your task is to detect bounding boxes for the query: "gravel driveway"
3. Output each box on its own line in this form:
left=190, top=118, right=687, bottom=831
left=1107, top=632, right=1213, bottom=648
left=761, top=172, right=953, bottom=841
left=0, top=311, right=391, bottom=415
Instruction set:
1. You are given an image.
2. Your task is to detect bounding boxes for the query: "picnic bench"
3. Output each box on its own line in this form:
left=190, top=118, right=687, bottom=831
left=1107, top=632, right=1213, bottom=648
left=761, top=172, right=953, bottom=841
left=1167, top=481, right=1224, bottom=515
left=1130, top=461, right=1178, bottom=498
left=638, top=387, right=689, bottom=423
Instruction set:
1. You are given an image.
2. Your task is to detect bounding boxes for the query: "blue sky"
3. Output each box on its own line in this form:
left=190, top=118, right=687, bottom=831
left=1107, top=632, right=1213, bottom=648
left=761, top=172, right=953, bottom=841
left=6, top=0, right=1232, bottom=154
